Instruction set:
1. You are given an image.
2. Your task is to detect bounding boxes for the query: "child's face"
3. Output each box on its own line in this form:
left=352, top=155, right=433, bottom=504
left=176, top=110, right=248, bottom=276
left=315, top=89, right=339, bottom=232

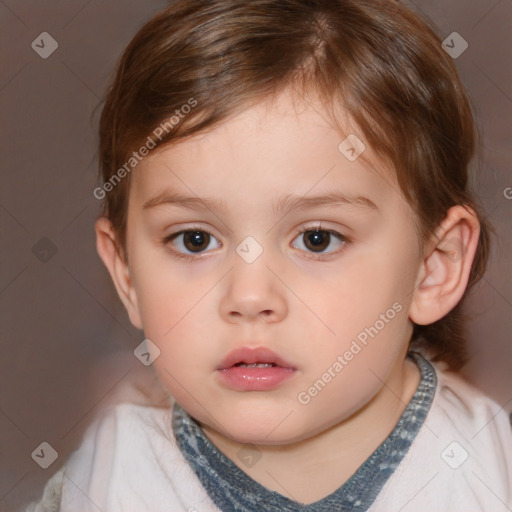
left=123, top=88, right=423, bottom=445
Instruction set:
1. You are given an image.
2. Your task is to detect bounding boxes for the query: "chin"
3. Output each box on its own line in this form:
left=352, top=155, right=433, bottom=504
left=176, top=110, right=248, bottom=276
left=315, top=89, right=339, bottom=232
left=226, top=426, right=302, bottom=446
left=218, top=411, right=314, bottom=446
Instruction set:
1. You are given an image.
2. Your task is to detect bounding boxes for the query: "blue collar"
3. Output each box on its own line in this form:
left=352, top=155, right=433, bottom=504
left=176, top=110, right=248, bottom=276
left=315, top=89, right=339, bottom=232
left=173, top=352, right=437, bottom=511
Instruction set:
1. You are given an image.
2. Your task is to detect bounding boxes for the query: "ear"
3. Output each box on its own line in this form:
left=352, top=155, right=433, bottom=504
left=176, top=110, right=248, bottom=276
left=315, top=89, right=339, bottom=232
left=95, top=217, right=143, bottom=330
left=409, top=205, right=480, bottom=325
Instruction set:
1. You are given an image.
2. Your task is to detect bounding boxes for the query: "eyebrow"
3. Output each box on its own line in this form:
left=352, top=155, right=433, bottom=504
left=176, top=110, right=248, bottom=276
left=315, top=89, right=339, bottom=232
left=142, top=190, right=378, bottom=215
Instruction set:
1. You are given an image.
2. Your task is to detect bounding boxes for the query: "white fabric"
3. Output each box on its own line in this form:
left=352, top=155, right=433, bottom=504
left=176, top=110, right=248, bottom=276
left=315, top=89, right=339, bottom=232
left=26, top=360, right=512, bottom=512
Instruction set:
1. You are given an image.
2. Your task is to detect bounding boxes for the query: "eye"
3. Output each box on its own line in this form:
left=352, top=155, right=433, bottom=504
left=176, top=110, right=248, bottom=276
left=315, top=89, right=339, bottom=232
left=162, top=225, right=349, bottom=260
left=291, top=226, right=348, bottom=258
left=163, top=229, right=221, bottom=256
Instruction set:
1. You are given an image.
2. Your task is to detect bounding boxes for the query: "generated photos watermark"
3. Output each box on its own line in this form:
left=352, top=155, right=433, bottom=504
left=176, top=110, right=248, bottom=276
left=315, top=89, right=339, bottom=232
left=93, top=98, right=197, bottom=200
left=297, top=301, right=403, bottom=405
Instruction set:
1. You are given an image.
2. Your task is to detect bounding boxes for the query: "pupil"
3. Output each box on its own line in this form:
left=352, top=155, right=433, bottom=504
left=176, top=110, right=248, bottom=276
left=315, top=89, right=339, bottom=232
left=306, top=229, right=329, bottom=252
left=185, top=231, right=209, bottom=252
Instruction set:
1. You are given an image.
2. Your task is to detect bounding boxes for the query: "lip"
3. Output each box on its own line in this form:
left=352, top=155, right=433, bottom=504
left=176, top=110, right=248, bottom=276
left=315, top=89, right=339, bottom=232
left=216, top=346, right=297, bottom=391
left=217, top=346, right=296, bottom=370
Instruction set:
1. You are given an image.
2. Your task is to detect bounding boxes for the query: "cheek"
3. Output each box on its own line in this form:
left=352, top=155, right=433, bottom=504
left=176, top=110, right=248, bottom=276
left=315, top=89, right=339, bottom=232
left=131, top=255, right=204, bottom=337
left=130, top=232, right=226, bottom=330
left=295, top=248, right=416, bottom=386
left=309, top=249, right=415, bottom=334
left=296, top=305, right=410, bottom=430
left=147, top=312, right=218, bottom=411
left=131, top=258, right=218, bottom=358
left=138, top=286, right=214, bottom=361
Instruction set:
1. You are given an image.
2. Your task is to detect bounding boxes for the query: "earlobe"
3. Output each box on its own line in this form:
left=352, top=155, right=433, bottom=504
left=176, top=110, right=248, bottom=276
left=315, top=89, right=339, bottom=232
left=95, top=217, right=143, bottom=330
left=409, top=205, right=480, bottom=326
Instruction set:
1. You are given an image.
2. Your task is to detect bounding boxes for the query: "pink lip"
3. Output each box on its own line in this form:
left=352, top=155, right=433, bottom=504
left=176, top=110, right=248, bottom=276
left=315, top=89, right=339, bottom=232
left=217, top=346, right=295, bottom=370
left=216, top=346, right=297, bottom=391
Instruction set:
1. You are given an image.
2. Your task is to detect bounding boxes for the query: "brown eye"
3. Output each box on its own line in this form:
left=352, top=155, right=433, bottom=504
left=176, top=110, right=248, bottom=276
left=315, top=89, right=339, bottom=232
left=303, top=229, right=330, bottom=252
left=182, top=231, right=210, bottom=252
left=291, top=227, right=347, bottom=256
left=164, top=229, right=220, bottom=256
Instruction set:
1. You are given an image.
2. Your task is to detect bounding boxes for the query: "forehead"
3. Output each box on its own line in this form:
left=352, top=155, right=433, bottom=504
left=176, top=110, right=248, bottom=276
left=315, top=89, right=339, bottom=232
left=130, top=88, right=403, bottom=214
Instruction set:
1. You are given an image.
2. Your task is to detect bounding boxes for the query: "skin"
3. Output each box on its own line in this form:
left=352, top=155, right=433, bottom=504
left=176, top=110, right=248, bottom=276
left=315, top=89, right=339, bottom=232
left=96, top=87, right=480, bottom=504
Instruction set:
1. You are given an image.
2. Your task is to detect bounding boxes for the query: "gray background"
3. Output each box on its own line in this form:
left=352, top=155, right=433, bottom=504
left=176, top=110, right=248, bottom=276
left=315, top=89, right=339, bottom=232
left=1, top=1, right=511, bottom=510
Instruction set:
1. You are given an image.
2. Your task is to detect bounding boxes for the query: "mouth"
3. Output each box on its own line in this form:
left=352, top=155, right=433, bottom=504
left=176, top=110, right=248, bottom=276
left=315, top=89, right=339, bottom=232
left=216, top=346, right=297, bottom=391
left=233, top=362, right=278, bottom=368
left=217, top=346, right=296, bottom=371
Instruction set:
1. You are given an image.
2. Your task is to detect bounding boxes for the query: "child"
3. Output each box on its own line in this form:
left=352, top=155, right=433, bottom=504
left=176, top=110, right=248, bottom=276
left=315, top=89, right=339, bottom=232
left=27, top=0, right=512, bottom=510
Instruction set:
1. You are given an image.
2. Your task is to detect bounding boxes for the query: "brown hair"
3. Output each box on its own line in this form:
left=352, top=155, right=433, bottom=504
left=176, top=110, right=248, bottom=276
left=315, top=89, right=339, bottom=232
left=97, top=0, right=491, bottom=369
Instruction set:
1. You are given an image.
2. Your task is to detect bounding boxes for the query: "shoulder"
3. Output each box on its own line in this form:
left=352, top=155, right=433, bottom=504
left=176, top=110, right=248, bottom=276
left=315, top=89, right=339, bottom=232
left=432, top=359, right=512, bottom=445
left=28, top=400, right=219, bottom=512
left=373, top=355, right=512, bottom=512
left=64, top=401, right=176, bottom=483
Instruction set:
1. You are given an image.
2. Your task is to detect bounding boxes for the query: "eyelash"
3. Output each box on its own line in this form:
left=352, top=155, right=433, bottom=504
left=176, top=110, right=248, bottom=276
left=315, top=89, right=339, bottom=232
left=160, top=223, right=350, bottom=262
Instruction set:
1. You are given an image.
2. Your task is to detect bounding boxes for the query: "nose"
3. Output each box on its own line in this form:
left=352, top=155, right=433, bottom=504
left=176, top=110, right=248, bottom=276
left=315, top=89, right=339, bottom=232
left=219, top=248, right=288, bottom=324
